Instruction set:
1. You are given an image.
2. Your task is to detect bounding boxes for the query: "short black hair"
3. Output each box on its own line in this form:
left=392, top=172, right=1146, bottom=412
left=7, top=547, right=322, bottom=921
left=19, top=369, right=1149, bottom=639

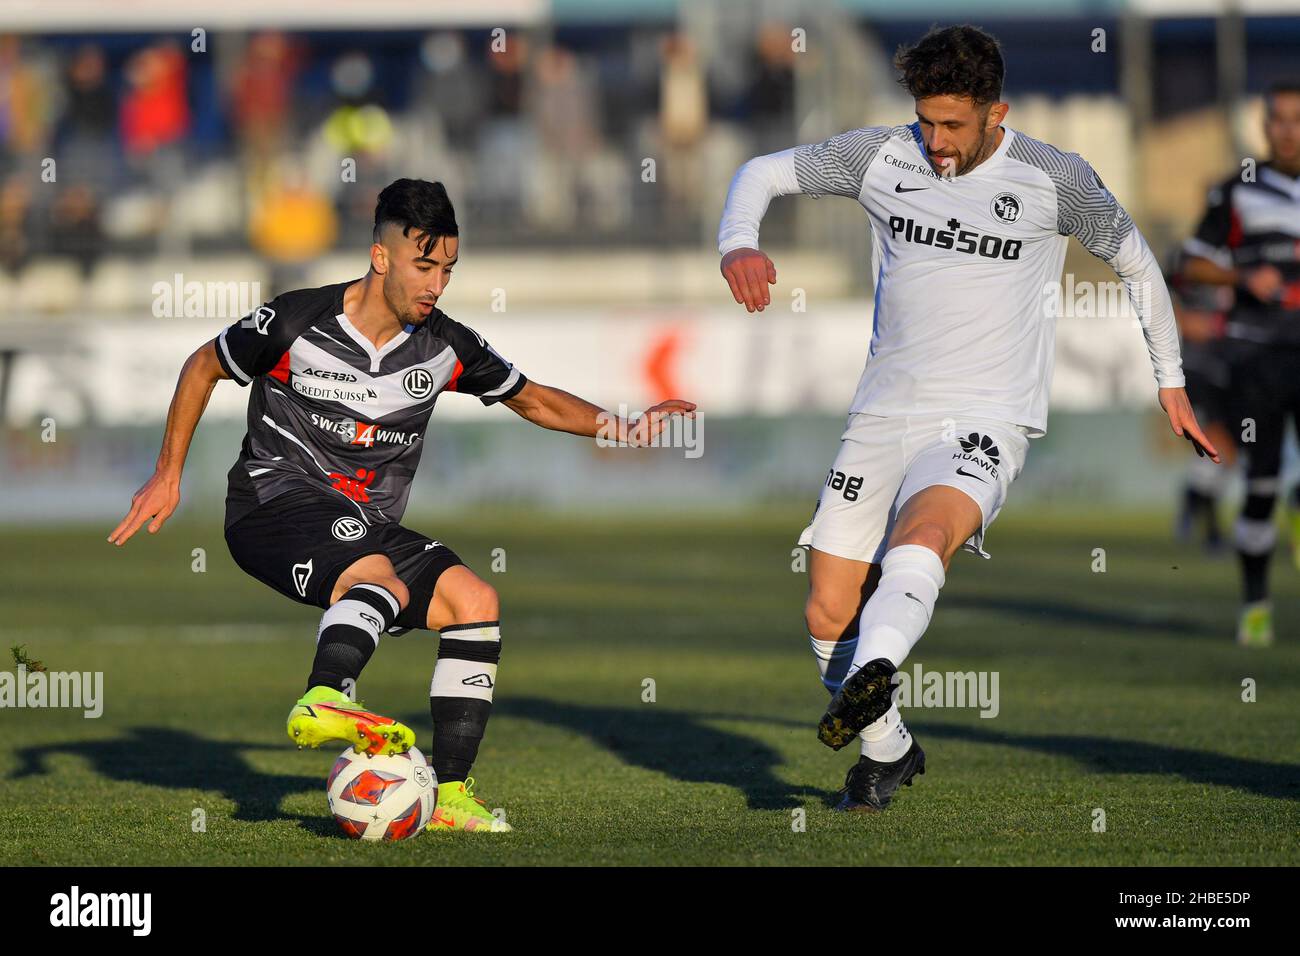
left=894, top=25, right=1005, bottom=106
left=1265, top=79, right=1300, bottom=112
left=373, top=178, right=458, bottom=255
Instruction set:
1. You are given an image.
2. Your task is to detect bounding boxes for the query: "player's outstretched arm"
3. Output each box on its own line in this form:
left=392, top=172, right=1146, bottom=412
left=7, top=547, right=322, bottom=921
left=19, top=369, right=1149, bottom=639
left=718, top=128, right=888, bottom=312
left=1158, top=386, right=1220, bottom=462
left=108, top=339, right=229, bottom=546
left=502, top=380, right=695, bottom=445
left=720, top=247, right=778, bottom=313
left=1056, top=152, right=1220, bottom=463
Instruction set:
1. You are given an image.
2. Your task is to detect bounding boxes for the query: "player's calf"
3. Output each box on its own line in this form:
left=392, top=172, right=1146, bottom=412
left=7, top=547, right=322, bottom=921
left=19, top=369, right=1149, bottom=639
left=424, top=568, right=508, bottom=830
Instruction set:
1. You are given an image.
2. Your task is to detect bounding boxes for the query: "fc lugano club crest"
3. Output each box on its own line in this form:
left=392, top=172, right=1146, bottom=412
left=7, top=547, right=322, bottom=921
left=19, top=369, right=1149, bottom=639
left=331, top=517, right=367, bottom=541
left=403, top=368, right=435, bottom=400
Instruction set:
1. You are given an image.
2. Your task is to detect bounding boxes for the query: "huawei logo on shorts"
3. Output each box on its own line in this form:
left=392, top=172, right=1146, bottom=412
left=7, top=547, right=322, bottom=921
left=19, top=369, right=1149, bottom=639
left=958, top=432, right=1000, bottom=465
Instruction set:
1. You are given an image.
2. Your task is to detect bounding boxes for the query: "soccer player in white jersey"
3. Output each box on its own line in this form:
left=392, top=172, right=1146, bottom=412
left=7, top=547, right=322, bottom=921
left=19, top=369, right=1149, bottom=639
left=717, top=25, right=1220, bottom=812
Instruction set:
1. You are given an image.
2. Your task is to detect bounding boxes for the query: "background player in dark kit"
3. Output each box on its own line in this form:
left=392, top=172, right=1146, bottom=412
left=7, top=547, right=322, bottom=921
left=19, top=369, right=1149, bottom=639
left=1183, top=80, right=1300, bottom=647
left=108, top=178, right=695, bottom=831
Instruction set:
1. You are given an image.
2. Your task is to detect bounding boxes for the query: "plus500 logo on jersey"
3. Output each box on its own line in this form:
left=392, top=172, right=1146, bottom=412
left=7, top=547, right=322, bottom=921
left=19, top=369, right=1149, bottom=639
left=888, top=216, right=1022, bottom=260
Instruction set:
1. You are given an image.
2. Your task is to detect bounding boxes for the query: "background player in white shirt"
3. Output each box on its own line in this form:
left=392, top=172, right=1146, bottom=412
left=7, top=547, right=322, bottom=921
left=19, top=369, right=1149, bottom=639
left=717, top=25, right=1219, bottom=812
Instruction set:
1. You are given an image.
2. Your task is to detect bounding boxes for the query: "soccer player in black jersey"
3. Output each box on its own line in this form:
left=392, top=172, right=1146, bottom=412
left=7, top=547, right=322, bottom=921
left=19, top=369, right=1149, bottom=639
left=109, top=179, right=695, bottom=831
left=1183, top=81, right=1300, bottom=647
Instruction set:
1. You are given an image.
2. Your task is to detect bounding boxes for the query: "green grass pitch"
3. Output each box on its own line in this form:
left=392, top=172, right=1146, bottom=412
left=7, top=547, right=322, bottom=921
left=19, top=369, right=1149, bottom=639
left=1, top=508, right=1297, bottom=866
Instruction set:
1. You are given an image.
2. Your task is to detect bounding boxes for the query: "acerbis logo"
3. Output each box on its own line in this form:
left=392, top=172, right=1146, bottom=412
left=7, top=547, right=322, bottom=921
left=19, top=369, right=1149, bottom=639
left=462, top=673, right=494, bottom=688
left=292, top=559, right=314, bottom=597
left=888, top=215, right=1021, bottom=260
left=954, top=432, right=1000, bottom=478
left=403, top=368, right=435, bottom=400
left=331, top=517, right=367, bottom=541
left=990, top=191, right=1023, bottom=223
left=301, top=367, right=358, bottom=382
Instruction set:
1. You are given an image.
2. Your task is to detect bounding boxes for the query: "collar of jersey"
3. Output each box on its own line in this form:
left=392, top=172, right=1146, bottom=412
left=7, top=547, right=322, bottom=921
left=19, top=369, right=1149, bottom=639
left=333, top=311, right=412, bottom=374
left=1260, top=164, right=1300, bottom=199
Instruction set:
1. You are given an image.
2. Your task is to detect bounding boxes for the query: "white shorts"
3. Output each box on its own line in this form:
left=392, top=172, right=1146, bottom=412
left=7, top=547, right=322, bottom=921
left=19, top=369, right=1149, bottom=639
left=798, top=413, right=1031, bottom=563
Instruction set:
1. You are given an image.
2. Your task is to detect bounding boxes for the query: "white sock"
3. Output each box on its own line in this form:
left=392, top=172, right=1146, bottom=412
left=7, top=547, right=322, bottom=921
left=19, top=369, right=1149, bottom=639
left=859, top=701, right=912, bottom=762
left=809, top=635, right=856, bottom=694
left=850, top=544, right=946, bottom=673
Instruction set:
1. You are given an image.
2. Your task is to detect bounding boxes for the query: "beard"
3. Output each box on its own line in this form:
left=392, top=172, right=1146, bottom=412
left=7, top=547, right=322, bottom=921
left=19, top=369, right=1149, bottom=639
left=383, top=274, right=430, bottom=327
left=932, top=125, right=999, bottom=177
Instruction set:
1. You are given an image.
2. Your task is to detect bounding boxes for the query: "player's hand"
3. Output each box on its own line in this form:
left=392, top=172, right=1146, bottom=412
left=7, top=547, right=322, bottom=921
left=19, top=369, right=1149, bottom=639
left=1158, top=387, right=1221, bottom=463
left=626, top=399, right=697, bottom=447
left=1243, top=265, right=1284, bottom=302
left=108, top=471, right=181, bottom=546
left=721, top=248, right=777, bottom=313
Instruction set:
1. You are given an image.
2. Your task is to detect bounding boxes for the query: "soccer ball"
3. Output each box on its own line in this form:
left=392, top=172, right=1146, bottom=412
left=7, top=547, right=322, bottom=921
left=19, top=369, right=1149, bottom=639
left=326, top=746, right=437, bottom=841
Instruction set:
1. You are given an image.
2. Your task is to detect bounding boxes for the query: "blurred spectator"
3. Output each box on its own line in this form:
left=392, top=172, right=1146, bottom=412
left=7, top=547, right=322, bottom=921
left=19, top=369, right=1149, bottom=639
left=0, top=35, right=57, bottom=157
left=60, top=44, right=114, bottom=141
left=230, top=32, right=304, bottom=193
left=414, top=33, right=487, bottom=149
left=248, top=168, right=337, bottom=265
left=526, top=45, right=601, bottom=231
left=0, top=174, right=31, bottom=272
left=750, top=24, right=797, bottom=153
left=56, top=44, right=119, bottom=196
left=120, top=42, right=190, bottom=159
left=48, top=182, right=103, bottom=274
left=659, top=34, right=709, bottom=226
left=474, top=33, right=532, bottom=224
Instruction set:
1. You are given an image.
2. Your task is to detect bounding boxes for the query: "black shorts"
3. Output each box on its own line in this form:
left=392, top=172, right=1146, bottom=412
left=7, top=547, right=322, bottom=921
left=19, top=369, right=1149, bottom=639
left=224, top=488, right=464, bottom=631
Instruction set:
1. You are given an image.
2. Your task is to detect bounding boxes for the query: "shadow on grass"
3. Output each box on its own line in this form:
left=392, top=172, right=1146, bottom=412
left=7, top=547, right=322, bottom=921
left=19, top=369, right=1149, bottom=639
left=943, top=594, right=1216, bottom=637
left=691, top=710, right=1299, bottom=802
left=9, top=726, right=346, bottom=832
left=496, top=696, right=836, bottom=811
left=909, top=720, right=1300, bottom=801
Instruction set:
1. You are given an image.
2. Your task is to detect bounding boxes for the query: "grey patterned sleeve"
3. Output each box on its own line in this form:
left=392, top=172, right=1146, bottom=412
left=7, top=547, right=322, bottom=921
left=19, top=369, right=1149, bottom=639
left=1057, top=154, right=1135, bottom=261
left=792, top=126, right=894, bottom=199
left=1007, top=135, right=1135, bottom=260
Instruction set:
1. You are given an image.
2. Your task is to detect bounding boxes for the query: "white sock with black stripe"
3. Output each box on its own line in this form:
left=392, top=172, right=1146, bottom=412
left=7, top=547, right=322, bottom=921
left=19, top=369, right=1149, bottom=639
left=306, top=584, right=401, bottom=694
left=429, top=621, right=501, bottom=783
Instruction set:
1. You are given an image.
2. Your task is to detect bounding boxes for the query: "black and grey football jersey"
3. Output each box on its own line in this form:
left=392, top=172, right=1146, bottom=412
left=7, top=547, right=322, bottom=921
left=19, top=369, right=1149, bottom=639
left=1185, top=164, right=1300, bottom=346
left=214, top=280, right=526, bottom=528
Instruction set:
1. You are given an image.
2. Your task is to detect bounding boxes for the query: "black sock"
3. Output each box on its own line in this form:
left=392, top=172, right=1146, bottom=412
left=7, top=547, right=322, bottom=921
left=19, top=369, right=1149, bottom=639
left=429, top=622, right=501, bottom=783
left=1240, top=550, right=1271, bottom=604
left=306, top=584, right=400, bottom=693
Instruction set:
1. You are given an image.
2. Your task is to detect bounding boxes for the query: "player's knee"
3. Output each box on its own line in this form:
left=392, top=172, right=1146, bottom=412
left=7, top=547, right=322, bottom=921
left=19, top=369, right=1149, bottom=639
left=332, top=556, right=409, bottom=609
left=452, top=576, right=499, bottom=623
left=805, top=590, right=856, bottom=643
left=890, top=522, right=951, bottom=563
left=378, top=576, right=410, bottom=610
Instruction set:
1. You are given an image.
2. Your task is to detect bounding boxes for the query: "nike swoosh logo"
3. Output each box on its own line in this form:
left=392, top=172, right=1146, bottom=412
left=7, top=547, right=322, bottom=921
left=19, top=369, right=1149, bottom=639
left=955, top=467, right=989, bottom=483
left=904, top=592, right=924, bottom=606
left=894, top=182, right=928, bottom=193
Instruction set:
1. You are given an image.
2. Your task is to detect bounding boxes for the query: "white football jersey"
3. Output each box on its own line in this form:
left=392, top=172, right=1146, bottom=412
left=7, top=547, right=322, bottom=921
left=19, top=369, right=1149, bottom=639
left=718, top=123, right=1184, bottom=436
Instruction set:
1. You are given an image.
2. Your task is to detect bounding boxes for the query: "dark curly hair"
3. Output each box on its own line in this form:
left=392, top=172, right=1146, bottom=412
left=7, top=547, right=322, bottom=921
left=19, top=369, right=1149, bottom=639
left=373, top=178, right=458, bottom=255
left=894, top=25, right=1005, bottom=106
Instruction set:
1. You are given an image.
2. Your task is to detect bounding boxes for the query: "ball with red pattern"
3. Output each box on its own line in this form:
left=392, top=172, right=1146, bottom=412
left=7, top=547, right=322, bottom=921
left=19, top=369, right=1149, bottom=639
left=326, top=745, right=437, bottom=841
